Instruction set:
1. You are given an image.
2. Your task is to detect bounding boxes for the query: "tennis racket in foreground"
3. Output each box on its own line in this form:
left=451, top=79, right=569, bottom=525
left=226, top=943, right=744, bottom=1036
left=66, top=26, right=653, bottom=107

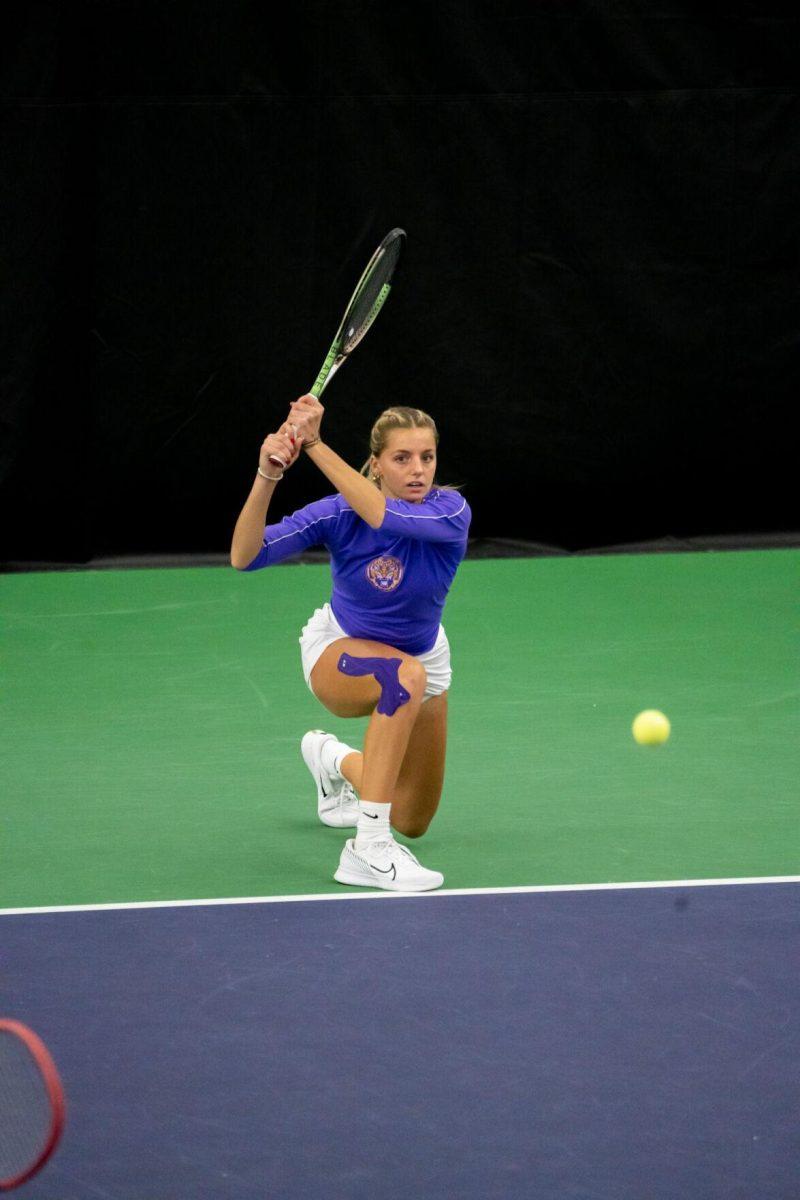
left=0, top=1020, right=66, bottom=1191
left=269, top=226, right=406, bottom=466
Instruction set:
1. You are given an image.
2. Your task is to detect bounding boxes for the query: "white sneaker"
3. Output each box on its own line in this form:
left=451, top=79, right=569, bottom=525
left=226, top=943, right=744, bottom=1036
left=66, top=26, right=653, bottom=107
left=301, top=730, right=360, bottom=828
left=334, top=836, right=444, bottom=892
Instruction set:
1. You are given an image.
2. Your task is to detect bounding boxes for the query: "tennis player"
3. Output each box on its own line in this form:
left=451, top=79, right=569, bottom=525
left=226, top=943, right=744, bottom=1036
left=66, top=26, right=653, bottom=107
left=231, top=395, right=471, bottom=891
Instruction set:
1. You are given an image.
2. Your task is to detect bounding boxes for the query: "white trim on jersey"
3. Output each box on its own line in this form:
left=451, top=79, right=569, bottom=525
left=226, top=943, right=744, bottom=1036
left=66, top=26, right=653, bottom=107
left=384, top=495, right=468, bottom=522
left=265, top=509, right=349, bottom=551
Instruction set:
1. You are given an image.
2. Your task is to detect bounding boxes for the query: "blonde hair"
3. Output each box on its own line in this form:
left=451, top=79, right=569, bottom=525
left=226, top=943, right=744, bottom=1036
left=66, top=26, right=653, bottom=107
left=360, top=407, right=460, bottom=491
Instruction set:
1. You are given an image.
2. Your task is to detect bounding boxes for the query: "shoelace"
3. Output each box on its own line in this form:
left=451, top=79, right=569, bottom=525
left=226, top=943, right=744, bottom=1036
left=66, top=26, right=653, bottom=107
left=360, top=835, right=417, bottom=865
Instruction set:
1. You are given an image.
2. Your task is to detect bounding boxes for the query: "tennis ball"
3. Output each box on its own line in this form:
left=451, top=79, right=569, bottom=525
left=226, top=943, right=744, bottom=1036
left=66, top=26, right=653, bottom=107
left=632, top=709, right=671, bottom=746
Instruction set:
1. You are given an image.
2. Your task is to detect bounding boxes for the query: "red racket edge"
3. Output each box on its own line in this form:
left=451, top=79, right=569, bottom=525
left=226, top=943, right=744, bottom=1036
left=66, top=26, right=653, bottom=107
left=0, top=1020, right=66, bottom=1192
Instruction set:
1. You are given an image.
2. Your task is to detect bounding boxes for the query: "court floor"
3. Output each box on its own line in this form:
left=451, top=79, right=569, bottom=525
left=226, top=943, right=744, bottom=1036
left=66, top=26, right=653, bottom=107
left=2, top=550, right=799, bottom=1195
left=2, top=881, right=798, bottom=1200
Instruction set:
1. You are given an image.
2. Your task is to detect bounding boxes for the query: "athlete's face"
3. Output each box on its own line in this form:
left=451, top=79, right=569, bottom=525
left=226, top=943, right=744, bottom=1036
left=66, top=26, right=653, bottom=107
left=373, top=427, right=437, bottom=503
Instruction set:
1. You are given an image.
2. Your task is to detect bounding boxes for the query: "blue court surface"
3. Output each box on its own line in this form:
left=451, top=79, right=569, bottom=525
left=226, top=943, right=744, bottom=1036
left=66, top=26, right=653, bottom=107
left=3, top=879, right=798, bottom=1198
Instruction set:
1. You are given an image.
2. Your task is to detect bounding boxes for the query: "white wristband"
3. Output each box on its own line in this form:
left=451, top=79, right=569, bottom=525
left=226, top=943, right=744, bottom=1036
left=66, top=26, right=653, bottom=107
left=257, top=466, right=283, bottom=482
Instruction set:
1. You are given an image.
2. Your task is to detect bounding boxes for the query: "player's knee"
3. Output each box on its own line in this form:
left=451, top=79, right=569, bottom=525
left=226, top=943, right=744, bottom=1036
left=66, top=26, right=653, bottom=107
left=398, top=656, right=427, bottom=702
left=393, top=814, right=431, bottom=839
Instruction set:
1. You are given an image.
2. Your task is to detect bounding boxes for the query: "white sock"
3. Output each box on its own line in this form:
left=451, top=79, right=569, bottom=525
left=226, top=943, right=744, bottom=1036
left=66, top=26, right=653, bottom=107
left=320, top=737, right=356, bottom=781
left=355, top=801, right=391, bottom=849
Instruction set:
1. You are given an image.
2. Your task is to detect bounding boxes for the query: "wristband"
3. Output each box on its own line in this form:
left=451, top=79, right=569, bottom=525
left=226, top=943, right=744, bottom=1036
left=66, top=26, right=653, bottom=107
left=302, top=437, right=321, bottom=450
left=257, top=466, right=283, bottom=482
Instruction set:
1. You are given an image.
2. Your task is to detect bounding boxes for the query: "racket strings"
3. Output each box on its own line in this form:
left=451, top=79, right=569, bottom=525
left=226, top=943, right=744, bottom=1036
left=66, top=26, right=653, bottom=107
left=0, top=1033, right=52, bottom=1180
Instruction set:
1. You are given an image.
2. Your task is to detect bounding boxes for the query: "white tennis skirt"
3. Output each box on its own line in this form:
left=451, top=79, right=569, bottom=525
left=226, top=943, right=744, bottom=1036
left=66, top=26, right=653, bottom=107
left=299, top=603, right=452, bottom=701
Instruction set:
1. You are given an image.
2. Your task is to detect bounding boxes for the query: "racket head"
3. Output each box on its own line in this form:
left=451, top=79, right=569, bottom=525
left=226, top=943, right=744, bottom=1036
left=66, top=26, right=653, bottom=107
left=310, top=227, right=406, bottom=398
left=0, top=1020, right=66, bottom=1191
left=339, top=226, right=405, bottom=355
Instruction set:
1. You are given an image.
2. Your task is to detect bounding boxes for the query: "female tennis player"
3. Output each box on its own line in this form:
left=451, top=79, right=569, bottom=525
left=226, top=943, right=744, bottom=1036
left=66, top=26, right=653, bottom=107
left=231, top=395, right=471, bottom=891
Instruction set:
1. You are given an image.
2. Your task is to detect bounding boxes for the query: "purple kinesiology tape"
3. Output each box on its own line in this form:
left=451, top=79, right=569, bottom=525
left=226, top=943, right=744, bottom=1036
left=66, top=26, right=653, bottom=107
left=337, top=654, right=411, bottom=716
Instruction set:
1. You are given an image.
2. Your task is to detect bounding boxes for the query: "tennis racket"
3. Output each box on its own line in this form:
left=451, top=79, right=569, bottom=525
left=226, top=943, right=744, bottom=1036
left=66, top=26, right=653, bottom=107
left=0, top=1020, right=66, bottom=1191
left=269, top=226, right=406, bottom=466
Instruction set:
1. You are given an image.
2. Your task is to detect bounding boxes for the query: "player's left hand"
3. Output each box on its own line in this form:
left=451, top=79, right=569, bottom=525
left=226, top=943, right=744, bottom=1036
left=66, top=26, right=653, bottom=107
left=287, top=394, right=324, bottom=446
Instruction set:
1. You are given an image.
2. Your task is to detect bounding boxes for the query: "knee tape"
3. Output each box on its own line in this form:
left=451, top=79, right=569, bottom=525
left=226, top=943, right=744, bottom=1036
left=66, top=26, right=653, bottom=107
left=337, top=653, right=411, bottom=716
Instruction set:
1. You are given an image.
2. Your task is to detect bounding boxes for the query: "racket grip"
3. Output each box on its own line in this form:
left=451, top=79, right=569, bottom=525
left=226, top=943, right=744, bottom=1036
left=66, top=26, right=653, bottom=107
left=268, top=454, right=288, bottom=468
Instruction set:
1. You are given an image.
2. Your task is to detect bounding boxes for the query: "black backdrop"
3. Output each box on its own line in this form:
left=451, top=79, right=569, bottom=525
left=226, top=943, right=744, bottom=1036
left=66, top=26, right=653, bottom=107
left=2, top=1, right=798, bottom=562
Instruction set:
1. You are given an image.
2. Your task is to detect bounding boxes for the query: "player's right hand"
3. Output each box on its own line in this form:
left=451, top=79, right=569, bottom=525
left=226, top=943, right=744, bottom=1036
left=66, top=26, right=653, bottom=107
left=260, top=423, right=301, bottom=474
left=287, top=394, right=324, bottom=445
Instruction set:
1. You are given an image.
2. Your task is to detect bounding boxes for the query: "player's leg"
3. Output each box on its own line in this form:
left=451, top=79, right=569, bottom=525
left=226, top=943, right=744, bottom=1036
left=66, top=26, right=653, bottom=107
left=307, top=637, right=443, bottom=891
left=309, top=636, right=427, bottom=805
left=392, top=692, right=448, bottom=837
left=337, top=692, right=448, bottom=837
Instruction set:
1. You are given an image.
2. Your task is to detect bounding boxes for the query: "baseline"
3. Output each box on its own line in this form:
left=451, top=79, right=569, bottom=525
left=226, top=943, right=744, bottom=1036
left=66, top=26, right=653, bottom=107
left=2, top=873, right=798, bottom=917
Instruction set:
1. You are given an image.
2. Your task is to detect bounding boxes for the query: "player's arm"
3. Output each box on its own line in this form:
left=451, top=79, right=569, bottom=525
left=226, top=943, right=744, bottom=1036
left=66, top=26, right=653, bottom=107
left=304, top=442, right=386, bottom=529
left=289, top=395, right=386, bottom=530
left=230, top=426, right=301, bottom=569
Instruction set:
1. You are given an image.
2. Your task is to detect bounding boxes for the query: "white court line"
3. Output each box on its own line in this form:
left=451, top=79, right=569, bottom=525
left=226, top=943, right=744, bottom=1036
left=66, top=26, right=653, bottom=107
left=1, top=875, right=798, bottom=917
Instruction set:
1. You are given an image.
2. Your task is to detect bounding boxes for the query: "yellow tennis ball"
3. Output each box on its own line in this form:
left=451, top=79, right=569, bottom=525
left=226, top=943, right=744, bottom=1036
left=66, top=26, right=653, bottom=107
left=632, top=709, right=671, bottom=745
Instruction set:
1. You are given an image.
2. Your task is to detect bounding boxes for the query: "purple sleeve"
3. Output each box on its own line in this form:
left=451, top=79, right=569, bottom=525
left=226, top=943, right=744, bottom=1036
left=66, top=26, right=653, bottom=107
left=378, top=490, right=471, bottom=544
left=241, top=495, right=345, bottom=570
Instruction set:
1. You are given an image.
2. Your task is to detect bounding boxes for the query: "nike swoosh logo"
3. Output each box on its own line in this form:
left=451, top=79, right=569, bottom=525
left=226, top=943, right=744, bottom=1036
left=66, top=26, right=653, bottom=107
left=373, top=863, right=397, bottom=880
left=318, top=772, right=328, bottom=798
left=362, top=812, right=379, bottom=819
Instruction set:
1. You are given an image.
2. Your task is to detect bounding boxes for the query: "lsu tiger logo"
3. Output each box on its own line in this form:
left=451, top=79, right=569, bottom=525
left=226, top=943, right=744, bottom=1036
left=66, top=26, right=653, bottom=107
left=366, top=555, right=404, bottom=592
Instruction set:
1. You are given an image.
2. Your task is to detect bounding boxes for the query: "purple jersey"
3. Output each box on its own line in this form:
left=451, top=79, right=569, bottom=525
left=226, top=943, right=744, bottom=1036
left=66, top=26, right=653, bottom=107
left=243, top=488, right=471, bottom=654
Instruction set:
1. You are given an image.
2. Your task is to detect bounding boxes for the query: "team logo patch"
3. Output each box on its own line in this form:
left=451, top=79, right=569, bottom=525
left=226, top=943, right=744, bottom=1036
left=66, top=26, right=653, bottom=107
left=366, top=555, right=404, bottom=592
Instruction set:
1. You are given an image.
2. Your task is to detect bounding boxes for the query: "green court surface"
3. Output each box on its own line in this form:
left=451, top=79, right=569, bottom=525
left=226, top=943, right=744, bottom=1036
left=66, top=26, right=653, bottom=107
left=2, top=550, right=798, bottom=909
